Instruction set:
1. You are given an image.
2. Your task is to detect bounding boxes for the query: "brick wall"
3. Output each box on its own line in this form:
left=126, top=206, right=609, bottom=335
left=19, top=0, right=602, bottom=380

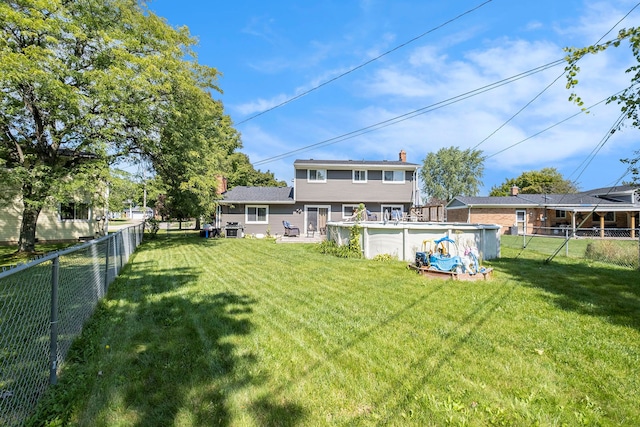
left=448, top=207, right=544, bottom=234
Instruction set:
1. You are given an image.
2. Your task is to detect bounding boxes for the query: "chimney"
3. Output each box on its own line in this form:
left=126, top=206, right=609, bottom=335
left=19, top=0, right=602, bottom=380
left=216, top=175, right=228, bottom=194
left=510, top=185, right=519, bottom=196
left=399, top=150, right=407, bottom=162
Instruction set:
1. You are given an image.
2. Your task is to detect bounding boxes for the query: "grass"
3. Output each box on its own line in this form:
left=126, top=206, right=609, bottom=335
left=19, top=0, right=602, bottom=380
left=0, top=243, right=77, bottom=267
left=28, top=233, right=640, bottom=426
left=501, top=234, right=639, bottom=256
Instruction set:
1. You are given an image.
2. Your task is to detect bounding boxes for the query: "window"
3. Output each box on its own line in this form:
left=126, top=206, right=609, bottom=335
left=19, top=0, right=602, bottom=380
left=555, top=210, right=567, bottom=219
left=352, top=170, right=367, bottom=183
left=382, top=205, right=403, bottom=221
left=246, top=205, right=268, bottom=224
left=60, top=202, right=89, bottom=221
left=596, top=212, right=616, bottom=222
left=342, top=204, right=359, bottom=219
left=383, top=170, right=404, bottom=183
left=307, top=169, right=326, bottom=182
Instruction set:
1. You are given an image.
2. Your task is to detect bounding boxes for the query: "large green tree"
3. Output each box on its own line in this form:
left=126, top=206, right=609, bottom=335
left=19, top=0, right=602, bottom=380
left=419, top=146, right=484, bottom=202
left=489, top=167, right=578, bottom=196
left=0, top=0, right=219, bottom=252
left=149, top=73, right=238, bottom=225
left=565, top=27, right=640, bottom=183
left=226, top=152, right=287, bottom=188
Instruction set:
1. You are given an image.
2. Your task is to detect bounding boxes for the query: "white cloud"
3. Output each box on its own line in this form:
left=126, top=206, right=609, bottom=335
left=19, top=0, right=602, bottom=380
left=525, top=21, right=543, bottom=31
left=237, top=0, right=640, bottom=191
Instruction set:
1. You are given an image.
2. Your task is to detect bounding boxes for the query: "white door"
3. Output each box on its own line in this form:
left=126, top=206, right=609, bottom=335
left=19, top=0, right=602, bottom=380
left=515, top=210, right=526, bottom=235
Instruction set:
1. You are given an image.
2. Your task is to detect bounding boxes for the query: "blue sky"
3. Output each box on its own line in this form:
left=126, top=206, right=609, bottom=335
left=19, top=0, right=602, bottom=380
left=147, top=0, right=640, bottom=195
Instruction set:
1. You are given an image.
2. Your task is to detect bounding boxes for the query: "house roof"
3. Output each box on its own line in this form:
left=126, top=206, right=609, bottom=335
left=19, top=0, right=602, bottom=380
left=447, top=186, right=640, bottom=212
left=294, top=159, right=419, bottom=169
left=221, top=186, right=295, bottom=204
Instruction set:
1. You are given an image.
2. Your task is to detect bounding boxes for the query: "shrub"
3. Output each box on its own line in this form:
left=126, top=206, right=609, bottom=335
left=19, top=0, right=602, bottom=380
left=317, top=239, right=362, bottom=259
left=372, top=253, right=396, bottom=262
left=144, top=218, right=160, bottom=237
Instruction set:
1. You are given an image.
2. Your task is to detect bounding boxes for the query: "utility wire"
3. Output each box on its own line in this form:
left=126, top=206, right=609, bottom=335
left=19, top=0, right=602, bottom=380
left=471, top=72, right=566, bottom=151
left=567, top=111, right=627, bottom=189
left=545, top=146, right=631, bottom=263
left=508, top=0, right=640, bottom=254
left=254, top=58, right=565, bottom=166
left=254, top=2, right=640, bottom=168
left=472, top=1, right=640, bottom=151
left=236, top=0, right=494, bottom=125
left=484, top=91, right=621, bottom=160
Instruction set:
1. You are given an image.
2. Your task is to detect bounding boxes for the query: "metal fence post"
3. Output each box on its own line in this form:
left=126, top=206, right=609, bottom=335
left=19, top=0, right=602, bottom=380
left=49, top=256, right=60, bottom=385
left=118, top=231, right=124, bottom=271
left=104, top=234, right=111, bottom=292
left=565, top=228, right=569, bottom=257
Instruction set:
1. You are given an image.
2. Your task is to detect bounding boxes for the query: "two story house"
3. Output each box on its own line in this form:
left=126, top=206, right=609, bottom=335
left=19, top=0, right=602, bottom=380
left=219, top=151, right=420, bottom=237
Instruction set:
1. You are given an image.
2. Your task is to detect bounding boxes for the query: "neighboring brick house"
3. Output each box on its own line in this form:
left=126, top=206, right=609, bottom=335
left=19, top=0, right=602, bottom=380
left=446, top=185, right=640, bottom=236
left=219, top=151, right=421, bottom=237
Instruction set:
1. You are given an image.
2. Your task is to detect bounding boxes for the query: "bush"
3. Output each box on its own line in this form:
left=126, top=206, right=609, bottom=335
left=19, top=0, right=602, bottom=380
left=584, top=240, right=639, bottom=269
left=144, top=218, right=160, bottom=237
left=372, top=253, right=396, bottom=262
left=317, top=240, right=362, bottom=259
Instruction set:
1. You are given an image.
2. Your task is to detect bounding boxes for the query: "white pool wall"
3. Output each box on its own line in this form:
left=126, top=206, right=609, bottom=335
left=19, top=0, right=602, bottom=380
left=326, top=221, right=501, bottom=262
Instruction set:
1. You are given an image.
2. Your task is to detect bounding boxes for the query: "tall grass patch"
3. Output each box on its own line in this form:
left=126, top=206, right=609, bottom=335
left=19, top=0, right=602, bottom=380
left=585, top=240, right=639, bottom=269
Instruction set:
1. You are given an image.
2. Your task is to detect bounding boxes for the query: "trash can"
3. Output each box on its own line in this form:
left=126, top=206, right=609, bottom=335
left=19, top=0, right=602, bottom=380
left=510, top=225, right=518, bottom=235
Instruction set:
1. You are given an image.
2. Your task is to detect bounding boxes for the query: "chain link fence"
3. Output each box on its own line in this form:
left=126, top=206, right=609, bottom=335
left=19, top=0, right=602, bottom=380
left=0, top=224, right=144, bottom=426
left=502, top=226, right=640, bottom=269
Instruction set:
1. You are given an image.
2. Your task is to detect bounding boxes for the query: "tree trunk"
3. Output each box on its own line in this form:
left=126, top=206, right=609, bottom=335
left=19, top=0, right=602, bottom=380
left=18, top=204, right=42, bottom=253
left=17, top=181, right=44, bottom=253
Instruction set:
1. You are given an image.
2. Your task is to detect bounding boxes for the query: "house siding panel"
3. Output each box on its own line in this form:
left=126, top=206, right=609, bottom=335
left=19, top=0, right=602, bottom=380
left=295, top=168, right=414, bottom=203
left=1, top=198, right=97, bottom=243
left=221, top=204, right=305, bottom=237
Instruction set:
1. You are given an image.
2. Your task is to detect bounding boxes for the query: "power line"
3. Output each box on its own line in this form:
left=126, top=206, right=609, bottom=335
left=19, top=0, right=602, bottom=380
left=254, top=58, right=565, bottom=166
left=236, top=0, right=494, bottom=125
left=254, top=2, right=640, bottom=168
left=567, top=111, right=627, bottom=185
left=472, top=1, right=640, bottom=151
left=471, top=72, right=566, bottom=151
left=484, top=92, right=620, bottom=160
left=545, top=153, right=632, bottom=264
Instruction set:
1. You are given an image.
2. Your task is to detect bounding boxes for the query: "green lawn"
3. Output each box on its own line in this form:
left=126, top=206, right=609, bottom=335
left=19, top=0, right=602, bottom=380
left=29, top=234, right=640, bottom=426
left=0, top=243, right=76, bottom=267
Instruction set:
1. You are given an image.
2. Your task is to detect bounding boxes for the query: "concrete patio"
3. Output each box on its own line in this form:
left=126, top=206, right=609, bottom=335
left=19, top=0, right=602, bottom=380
left=276, top=233, right=325, bottom=244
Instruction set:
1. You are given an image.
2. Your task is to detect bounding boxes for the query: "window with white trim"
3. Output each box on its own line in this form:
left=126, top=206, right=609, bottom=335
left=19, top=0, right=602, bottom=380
left=352, top=169, right=367, bottom=183
left=60, top=202, right=90, bottom=221
left=342, top=204, right=359, bottom=219
left=246, top=205, right=268, bottom=224
left=307, top=169, right=326, bottom=182
left=381, top=205, right=403, bottom=220
left=383, top=170, right=404, bottom=183
left=555, top=210, right=567, bottom=219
